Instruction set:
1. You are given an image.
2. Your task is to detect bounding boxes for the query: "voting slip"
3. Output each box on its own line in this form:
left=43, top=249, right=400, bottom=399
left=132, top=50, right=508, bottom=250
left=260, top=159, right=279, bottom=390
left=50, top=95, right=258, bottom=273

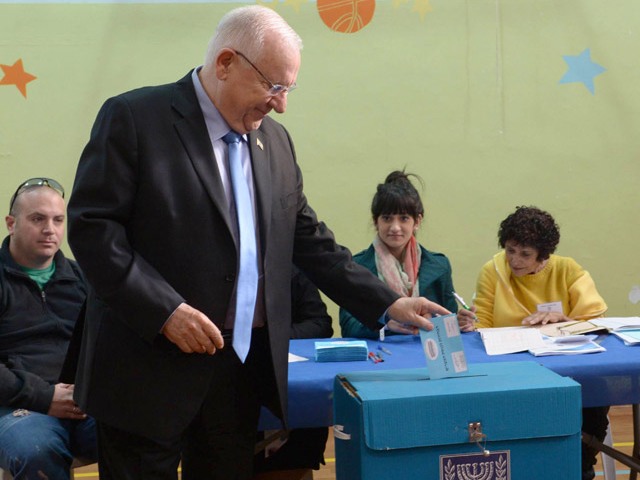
left=418, top=313, right=468, bottom=379
left=314, top=340, right=368, bottom=362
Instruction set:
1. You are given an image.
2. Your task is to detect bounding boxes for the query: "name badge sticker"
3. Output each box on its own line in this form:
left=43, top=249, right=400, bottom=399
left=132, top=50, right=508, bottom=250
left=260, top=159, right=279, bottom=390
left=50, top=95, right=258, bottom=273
left=536, top=301, right=563, bottom=313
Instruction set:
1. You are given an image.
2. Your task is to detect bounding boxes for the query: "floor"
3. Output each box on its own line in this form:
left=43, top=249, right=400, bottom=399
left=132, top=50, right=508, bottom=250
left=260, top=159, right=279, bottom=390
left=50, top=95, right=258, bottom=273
left=74, top=404, right=636, bottom=479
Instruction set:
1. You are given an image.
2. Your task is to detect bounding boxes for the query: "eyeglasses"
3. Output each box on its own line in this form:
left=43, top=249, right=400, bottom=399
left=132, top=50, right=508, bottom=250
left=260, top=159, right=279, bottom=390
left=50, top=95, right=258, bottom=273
left=234, top=50, right=297, bottom=96
left=9, top=177, right=65, bottom=213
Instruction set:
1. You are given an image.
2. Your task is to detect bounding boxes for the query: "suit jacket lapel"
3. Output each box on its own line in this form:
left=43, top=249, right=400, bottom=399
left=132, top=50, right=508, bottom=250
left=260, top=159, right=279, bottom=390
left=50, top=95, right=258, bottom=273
left=171, top=75, right=235, bottom=239
left=248, top=130, right=271, bottom=252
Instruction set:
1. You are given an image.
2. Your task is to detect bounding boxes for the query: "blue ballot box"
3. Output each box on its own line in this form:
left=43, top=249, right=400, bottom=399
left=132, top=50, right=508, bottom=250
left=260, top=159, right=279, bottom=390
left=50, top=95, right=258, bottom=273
left=333, top=361, right=581, bottom=480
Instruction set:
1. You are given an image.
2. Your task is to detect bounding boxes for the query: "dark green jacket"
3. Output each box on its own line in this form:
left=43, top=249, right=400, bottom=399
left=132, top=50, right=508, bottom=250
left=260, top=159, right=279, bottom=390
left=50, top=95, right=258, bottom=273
left=339, top=243, right=458, bottom=339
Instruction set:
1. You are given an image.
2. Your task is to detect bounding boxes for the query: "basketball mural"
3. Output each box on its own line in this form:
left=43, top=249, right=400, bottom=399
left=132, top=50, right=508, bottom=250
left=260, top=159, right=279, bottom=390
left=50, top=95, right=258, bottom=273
left=317, top=0, right=375, bottom=33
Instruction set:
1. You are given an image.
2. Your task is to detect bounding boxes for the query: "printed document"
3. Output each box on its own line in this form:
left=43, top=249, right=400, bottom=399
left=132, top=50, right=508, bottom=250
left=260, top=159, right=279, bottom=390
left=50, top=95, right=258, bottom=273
left=478, top=327, right=546, bottom=355
left=478, top=326, right=605, bottom=356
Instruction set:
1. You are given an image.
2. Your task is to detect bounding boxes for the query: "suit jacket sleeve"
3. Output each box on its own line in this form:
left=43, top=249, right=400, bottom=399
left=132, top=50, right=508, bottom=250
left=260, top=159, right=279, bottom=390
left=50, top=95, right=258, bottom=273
left=291, top=196, right=399, bottom=331
left=67, top=95, right=186, bottom=342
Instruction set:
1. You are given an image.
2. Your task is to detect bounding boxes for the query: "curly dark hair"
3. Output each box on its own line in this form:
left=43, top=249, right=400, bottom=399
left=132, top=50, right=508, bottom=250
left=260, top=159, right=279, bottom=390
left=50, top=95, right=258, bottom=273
left=498, top=206, right=560, bottom=261
left=371, top=170, right=424, bottom=221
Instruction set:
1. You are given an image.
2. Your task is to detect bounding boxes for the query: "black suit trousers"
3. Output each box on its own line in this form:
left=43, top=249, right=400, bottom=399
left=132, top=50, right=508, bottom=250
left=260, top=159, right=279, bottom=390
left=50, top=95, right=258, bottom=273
left=97, top=328, right=277, bottom=480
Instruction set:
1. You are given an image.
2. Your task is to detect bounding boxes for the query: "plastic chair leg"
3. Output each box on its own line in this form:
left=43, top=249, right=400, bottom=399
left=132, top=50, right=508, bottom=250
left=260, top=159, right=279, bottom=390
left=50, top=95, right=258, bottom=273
left=601, top=419, right=616, bottom=480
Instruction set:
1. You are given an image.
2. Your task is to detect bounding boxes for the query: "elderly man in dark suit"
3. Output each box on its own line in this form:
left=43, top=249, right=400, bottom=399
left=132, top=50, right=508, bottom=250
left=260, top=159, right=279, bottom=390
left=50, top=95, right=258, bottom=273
left=67, top=5, right=448, bottom=480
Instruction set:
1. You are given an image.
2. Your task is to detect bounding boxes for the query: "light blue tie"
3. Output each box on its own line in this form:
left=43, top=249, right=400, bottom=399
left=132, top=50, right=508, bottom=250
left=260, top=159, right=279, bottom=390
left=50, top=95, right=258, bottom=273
left=223, top=131, right=258, bottom=363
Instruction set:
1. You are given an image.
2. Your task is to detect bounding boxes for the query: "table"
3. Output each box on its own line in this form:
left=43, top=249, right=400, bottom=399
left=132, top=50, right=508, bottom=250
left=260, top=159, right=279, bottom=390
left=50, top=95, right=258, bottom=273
left=260, top=332, right=640, bottom=430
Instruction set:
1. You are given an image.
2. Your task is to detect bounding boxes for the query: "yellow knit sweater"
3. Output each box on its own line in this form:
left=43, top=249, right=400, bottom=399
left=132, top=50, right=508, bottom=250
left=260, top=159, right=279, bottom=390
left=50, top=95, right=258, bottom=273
left=474, top=251, right=607, bottom=328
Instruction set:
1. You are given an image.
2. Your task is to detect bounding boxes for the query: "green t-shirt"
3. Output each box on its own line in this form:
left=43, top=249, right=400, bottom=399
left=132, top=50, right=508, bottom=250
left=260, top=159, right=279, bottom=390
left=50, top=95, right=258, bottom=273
left=20, top=262, right=56, bottom=290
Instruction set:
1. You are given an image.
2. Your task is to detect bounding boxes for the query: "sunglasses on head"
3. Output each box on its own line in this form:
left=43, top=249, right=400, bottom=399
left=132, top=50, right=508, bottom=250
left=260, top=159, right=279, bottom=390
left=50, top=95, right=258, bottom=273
left=9, top=177, right=65, bottom=213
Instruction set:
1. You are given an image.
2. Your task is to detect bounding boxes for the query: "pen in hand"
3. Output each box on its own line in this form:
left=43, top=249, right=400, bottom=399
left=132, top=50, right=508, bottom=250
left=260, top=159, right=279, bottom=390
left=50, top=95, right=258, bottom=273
left=452, top=291, right=478, bottom=322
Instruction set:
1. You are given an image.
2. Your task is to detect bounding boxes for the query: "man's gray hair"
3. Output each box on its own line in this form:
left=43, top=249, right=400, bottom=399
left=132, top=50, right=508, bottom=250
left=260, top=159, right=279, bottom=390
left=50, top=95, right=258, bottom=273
left=204, top=5, right=303, bottom=66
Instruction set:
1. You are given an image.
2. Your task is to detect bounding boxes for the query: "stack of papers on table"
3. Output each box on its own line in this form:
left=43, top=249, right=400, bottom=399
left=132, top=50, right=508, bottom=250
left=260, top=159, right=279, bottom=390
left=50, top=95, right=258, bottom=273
left=478, top=327, right=545, bottom=355
left=528, top=334, right=605, bottom=356
left=613, top=331, right=640, bottom=345
left=539, top=320, right=608, bottom=336
left=478, top=326, right=605, bottom=356
left=314, top=340, right=368, bottom=362
left=591, top=317, right=640, bottom=345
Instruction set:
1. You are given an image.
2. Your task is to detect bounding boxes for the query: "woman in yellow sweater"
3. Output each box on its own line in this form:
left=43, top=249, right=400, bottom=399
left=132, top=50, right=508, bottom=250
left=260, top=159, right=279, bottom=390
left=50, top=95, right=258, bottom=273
left=467, top=206, right=608, bottom=480
left=474, top=206, right=607, bottom=328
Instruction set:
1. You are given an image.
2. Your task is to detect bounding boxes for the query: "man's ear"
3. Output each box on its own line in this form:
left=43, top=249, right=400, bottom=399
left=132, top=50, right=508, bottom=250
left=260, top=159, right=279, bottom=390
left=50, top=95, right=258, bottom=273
left=5, top=215, right=15, bottom=235
left=215, top=49, right=235, bottom=80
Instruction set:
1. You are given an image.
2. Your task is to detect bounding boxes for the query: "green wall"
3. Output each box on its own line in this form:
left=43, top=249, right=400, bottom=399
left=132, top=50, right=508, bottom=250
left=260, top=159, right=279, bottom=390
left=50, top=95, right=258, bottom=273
left=1, top=1, right=639, bottom=334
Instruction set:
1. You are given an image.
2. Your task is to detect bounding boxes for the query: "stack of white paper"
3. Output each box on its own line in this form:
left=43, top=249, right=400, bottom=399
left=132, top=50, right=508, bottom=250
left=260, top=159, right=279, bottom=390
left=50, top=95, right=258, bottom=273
left=613, top=331, right=640, bottom=345
left=478, top=327, right=546, bottom=355
left=528, top=334, right=606, bottom=356
left=592, top=317, right=640, bottom=345
left=478, top=327, right=606, bottom=356
left=314, top=340, right=368, bottom=362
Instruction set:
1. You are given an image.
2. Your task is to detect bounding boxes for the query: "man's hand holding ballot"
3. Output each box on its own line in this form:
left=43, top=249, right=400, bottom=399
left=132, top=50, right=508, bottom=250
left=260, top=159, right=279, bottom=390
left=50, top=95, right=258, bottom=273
left=386, top=297, right=451, bottom=334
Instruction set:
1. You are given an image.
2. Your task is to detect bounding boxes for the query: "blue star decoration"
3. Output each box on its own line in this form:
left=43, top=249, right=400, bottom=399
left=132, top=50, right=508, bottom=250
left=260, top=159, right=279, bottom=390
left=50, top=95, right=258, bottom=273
left=559, top=48, right=606, bottom=95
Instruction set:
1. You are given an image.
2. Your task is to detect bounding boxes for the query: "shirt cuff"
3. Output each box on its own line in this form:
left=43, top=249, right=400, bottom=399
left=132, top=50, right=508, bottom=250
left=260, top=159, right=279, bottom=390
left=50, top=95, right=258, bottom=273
left=378, top=309, right=391, bottom=326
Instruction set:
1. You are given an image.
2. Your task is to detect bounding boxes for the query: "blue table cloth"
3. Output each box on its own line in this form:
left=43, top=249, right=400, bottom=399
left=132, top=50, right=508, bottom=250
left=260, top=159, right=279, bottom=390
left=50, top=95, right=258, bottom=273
left=260, top=332, right=640, bottom=430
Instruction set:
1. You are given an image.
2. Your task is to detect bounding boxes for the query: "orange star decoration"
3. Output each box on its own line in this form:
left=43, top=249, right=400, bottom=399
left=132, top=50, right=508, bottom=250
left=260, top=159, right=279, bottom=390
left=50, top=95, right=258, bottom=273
left=0, top=59, right=37, bottom=98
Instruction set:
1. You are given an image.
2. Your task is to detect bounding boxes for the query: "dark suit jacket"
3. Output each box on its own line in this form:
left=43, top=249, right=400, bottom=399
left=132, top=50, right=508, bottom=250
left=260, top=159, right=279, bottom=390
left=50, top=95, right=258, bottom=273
left=67, top=71, right=398, bottom=440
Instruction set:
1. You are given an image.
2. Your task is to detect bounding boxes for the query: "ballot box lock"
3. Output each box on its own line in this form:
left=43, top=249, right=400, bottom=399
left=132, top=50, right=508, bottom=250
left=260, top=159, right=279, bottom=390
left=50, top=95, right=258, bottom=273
left=468, top=422, right=490, bottom=456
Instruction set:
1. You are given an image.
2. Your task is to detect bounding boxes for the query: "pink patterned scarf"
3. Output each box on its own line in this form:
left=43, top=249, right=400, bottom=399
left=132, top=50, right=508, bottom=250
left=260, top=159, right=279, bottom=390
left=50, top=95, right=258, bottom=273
left=373, top=235, right=421, bottom=298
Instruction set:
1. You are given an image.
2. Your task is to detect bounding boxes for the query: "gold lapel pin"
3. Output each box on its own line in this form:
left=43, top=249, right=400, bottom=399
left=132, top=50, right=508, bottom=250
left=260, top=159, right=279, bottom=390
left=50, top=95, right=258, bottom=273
left=256, top=138, right=264, bottom=150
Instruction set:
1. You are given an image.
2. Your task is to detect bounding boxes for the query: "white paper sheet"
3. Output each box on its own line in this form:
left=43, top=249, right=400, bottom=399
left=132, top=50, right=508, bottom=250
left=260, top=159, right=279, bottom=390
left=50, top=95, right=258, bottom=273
left=477, top=327, right=546, bottom=355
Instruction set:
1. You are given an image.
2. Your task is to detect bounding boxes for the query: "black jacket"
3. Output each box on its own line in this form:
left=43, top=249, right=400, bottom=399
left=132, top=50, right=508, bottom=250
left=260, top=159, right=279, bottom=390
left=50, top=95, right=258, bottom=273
left=0, top=236, right=87, bottom=413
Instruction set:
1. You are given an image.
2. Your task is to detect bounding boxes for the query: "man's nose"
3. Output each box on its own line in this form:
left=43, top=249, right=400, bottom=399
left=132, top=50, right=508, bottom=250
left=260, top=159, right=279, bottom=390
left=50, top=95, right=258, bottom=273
left=268, top=93, right=288, bottom=114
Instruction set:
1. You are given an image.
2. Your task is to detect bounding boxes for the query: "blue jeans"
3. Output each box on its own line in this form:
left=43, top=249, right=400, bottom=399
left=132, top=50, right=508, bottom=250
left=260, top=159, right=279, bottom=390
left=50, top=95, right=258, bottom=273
left=0, top=408, right=97, bottom=479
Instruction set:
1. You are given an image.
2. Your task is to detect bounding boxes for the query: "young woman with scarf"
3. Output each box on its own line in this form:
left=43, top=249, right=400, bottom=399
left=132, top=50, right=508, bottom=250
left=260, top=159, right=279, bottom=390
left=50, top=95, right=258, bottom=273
left=339, top=170, right=459, bottom=339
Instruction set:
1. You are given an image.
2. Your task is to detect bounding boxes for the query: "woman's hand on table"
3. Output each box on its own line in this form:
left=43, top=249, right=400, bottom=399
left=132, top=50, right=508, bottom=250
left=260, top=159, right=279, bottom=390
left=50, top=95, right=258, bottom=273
left=522, top=311, right=571, bottom=326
